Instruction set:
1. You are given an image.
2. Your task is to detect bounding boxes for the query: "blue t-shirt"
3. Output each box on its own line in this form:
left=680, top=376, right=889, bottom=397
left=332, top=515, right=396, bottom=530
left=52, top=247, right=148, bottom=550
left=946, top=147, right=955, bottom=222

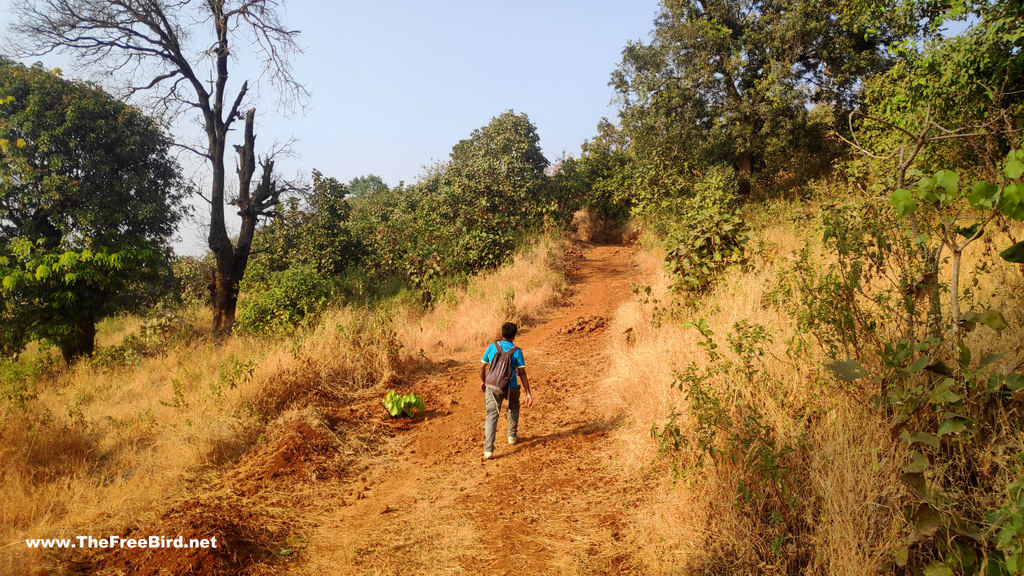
left=481, top=340, right=526, bottom=388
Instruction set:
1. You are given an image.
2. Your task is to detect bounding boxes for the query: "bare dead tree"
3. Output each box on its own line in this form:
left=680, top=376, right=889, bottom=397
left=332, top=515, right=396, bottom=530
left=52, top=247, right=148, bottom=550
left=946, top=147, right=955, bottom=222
left=7, top=0, right=309, bottom=333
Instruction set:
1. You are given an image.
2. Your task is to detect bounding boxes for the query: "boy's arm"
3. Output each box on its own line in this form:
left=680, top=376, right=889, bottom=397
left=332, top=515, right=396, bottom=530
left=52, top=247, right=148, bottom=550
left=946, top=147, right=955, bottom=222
left=479, top=344, right=492, bottom=391
left=517, top=367, right=533, bottom=408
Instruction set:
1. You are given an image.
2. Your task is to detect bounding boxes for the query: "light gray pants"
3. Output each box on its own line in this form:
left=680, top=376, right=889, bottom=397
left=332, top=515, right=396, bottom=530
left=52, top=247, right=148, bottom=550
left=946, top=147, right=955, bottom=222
left=484, top=388, right=521, bottom=453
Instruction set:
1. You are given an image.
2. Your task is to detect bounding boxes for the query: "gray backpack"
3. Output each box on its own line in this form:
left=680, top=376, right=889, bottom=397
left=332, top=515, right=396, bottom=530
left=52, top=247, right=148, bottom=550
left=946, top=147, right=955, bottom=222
left=484, top=340, right=519, bottom=400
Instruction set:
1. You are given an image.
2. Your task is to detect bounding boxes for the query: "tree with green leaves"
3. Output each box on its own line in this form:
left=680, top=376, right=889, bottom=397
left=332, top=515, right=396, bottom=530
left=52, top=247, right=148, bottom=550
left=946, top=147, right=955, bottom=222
left=551, top=118, right=630, bottom=225
left=346, top=111, right=555, bottom=293
left=442, top=110, right=552, bottom=268
left=347, top=174, right=389, bottom=199
left=9, top=0, right=308, bottom=334
left=612, top=0, right=914, bottom=196
left=249, top=169, right=360, bottom=279
left=0, top=59, right=188, bottom=361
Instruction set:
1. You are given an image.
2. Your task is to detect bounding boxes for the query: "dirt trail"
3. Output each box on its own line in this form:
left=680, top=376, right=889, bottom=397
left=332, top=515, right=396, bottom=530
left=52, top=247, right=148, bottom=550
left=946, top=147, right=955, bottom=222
left=290, top=244, right=642, bottom=575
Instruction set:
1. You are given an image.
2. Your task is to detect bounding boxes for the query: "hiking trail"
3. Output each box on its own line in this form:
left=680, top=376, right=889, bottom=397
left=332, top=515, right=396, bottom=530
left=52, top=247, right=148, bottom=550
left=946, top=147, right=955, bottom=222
left=290, top=243, right=644, bottom=575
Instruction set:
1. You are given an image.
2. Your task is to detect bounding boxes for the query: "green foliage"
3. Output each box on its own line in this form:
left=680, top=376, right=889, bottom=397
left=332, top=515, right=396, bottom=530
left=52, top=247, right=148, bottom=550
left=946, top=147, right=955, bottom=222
left=250, top=170, right=360, bottom=280
left=211, top=355, right=255, bottom=398
left=0, top=239, right=159, bottom=361
left=347, top=111, right=563, bottom=297
left=611, top=0, right=902, bottom=197
left=0, top=355, right=54, bottom=411
left=169, top=254, right=215, bottom=308
left=236, top=266, right=333, bottom=335
left=662, top=166, right=750, bottom=293
left=889, top=150, right=1024, bottom=257
left=822, top=119, right=1024, bottom=573
left=0, top=58, right=188, bottom=360
left=346, top=174, right=388, bottom=198
left=550, top=118, right=631, bottom=225
left=766, top=199, right=924, bottom=359
left=653, top=318, right=804, bottom=560
left=826, top=331, right=1024, bottom=575
left=159, top=377, right=188, bottom=410
left=382, top=390, right=424, bottom=418
left=88, top=310, right=198, bottom=371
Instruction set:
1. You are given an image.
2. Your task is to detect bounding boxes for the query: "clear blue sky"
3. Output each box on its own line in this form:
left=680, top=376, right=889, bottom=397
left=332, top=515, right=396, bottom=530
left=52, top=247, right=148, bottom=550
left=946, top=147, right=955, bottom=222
left=1, top=0, right=661, bottom=252
left=273, top=1, right=661, bottom=185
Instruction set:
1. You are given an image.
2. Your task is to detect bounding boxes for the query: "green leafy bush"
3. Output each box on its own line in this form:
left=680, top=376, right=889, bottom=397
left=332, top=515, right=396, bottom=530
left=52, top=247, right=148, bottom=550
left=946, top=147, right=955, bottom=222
left=662, top=166, right=750, bottom=293
left=826, top=332, right=1024, bottom=576
left=236, top=266, right=333, bottom=335
left=170, top=255, right=215, bottom=307
left=0, top=358, right=45, bottom=411
left=382, top=390, right=424, bottom=418
left=652, top=318, right=804, bottom=560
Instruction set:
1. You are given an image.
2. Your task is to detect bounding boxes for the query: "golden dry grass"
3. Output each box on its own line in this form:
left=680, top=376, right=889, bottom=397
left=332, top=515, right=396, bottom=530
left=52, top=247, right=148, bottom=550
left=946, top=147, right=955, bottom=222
left=0, top=235, right=572, bottom=575
left=598, top=202, right=1024, bottom=575
left=392, top=234, right=571, bottom=360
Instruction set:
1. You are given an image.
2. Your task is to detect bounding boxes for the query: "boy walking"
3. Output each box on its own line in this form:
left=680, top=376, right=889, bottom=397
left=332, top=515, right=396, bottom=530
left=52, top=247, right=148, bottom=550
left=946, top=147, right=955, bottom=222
left=480, top=322, right=533, bottom=459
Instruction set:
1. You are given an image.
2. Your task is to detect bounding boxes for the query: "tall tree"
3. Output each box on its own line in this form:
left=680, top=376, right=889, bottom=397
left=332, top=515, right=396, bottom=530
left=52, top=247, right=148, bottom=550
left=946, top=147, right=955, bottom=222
left=0, top=59, right=188, bottom=360
left=442, top=110, right=551, bottom=270
left=8, top=0, right=308, bottom=333
left=612, top=0, right=914, bottom=195
left=347, top=174, right=389, bottom=199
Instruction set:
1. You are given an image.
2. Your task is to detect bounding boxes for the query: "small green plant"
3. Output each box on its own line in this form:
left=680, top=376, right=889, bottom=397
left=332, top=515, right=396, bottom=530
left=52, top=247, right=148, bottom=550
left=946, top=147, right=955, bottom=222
left=652, top=318, right=804, bottom=565
left=210, top=355, right=255, bottom=397
left=0, top=358, right=44, bottom=411
left=159, top=377, right=188, bottom=410
left=382, top=390, right=425, bottom=418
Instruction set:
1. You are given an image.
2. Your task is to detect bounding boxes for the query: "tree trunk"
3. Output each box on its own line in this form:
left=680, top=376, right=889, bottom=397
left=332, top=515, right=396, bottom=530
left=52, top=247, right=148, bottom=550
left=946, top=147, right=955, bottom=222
left=212, top=267, right=238, bottom=334
left=208, top=136, right=236, bottom=333
left=209, top=108, right=275, bottom=335
left=61, top=316, right=95, bottom=364
left=737, top=148, right=753, bottom=196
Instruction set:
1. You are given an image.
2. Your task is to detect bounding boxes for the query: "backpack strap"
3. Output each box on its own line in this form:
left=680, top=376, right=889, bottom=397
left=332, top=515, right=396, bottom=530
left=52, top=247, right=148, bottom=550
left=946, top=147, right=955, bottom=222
left=494, top=339, right=519, bottom=358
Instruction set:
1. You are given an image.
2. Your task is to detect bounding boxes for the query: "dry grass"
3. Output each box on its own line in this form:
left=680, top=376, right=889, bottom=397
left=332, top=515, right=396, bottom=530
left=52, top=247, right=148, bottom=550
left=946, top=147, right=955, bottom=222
left=0, top=235, right=573, bottom=575
left=392, top=234, right=571, bottom=360
left=599, top=202, right=1024, bottom=575
left=0, top=311, right=403, bottom=574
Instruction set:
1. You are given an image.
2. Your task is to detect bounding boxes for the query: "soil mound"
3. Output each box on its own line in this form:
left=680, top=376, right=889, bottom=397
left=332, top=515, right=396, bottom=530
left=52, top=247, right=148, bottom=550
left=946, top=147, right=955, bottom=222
left=97, top=407, right=344, bottom=574
left=102, top=499, right=278, bottom=576
left=231, top=407, right=345, bottom=489
left=558, top=315, right=608, bottom=335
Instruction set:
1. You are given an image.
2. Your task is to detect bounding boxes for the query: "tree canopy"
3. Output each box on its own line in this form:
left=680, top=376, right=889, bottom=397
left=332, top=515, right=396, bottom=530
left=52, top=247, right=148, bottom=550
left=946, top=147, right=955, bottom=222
left=8, top=0, right=307, bottom=334
left=611, top=0, right=914, bottom=196
left=0, top=59, right=188, bottom=360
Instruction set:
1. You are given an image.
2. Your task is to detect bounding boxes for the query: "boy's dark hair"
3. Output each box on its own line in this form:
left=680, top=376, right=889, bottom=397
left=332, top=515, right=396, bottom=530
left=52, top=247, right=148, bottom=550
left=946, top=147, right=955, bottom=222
left=501, top=322, right=518, bottom=340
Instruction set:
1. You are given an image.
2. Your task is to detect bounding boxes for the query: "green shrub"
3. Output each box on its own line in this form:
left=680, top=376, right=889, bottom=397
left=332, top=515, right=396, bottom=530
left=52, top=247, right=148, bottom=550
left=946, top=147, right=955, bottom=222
left=663, top=166, right=750, bottom=293
left=0, top=354, right=59, bottom=412
left=236, top=266, right=333, bottom=335
left=170, top=254, right=215, bottom=307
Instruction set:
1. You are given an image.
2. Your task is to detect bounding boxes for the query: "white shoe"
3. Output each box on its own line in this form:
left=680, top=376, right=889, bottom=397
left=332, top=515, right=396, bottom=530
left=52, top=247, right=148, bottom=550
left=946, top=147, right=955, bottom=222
left=483, top=451, right=493, bottom=459
left=508, top=436, right=517, bottom=446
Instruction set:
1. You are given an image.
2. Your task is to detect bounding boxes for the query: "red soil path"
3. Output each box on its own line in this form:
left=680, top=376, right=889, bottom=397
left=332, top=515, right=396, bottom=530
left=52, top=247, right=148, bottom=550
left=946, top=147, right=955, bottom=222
left=292, top=243, right=644, bottom=575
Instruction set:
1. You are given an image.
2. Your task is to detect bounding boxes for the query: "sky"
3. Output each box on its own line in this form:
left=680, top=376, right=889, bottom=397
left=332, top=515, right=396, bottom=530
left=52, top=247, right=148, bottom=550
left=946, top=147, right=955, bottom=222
left=1, top=1, right=661, bottom=253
